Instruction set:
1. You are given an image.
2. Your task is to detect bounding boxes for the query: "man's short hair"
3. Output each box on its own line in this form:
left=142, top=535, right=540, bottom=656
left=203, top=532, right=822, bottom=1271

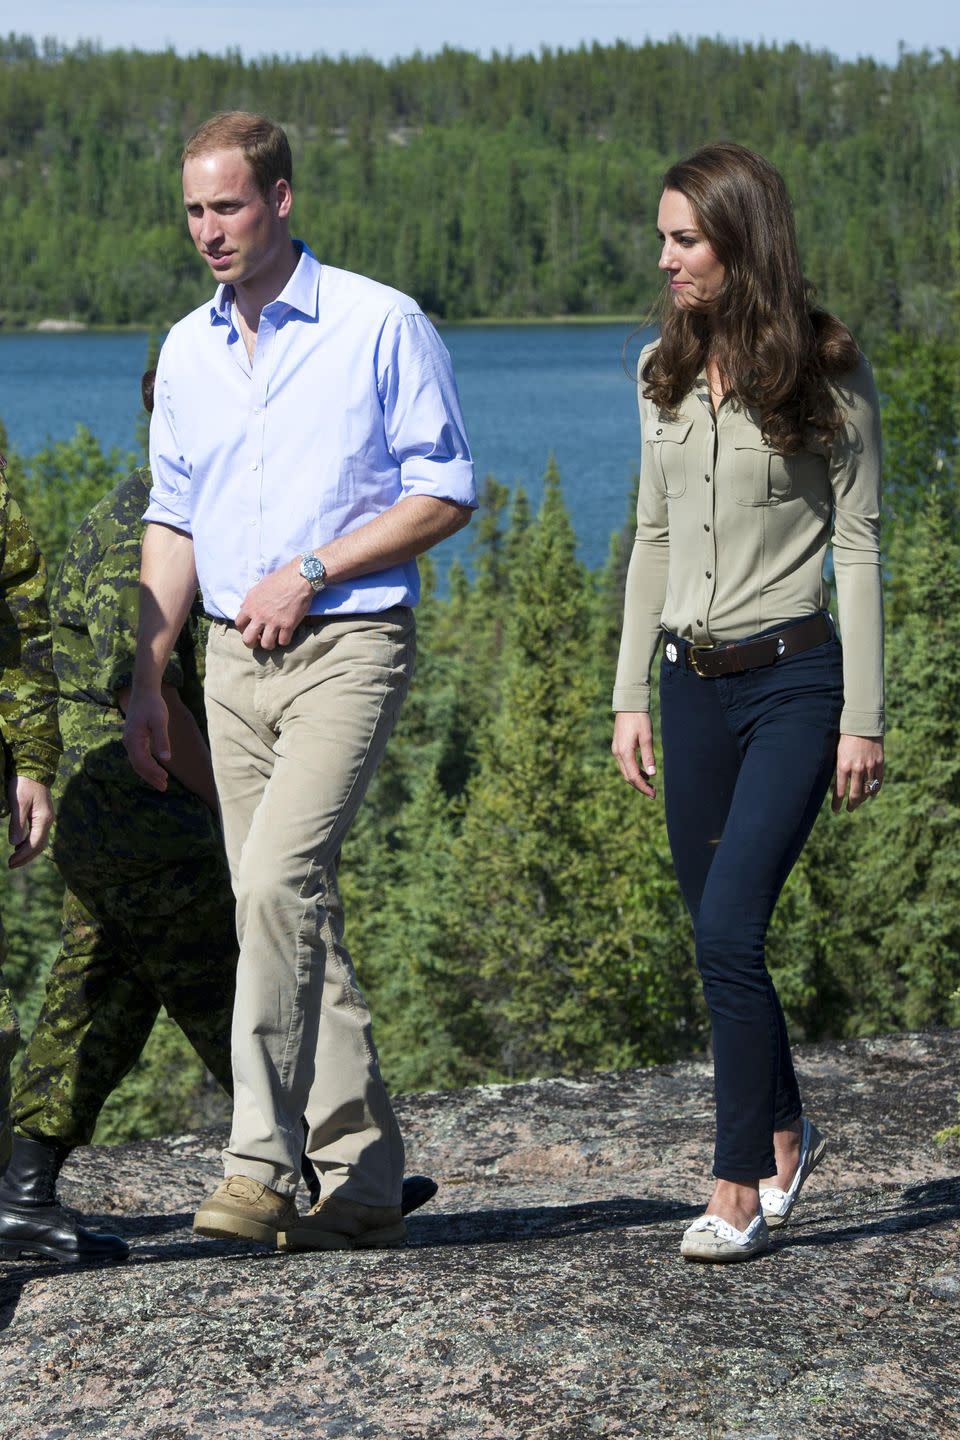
left=181, top=112, right=293, bottom=198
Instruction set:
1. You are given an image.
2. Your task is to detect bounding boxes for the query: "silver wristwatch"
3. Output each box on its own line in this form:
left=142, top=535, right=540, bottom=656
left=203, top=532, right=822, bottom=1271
left=298, top=553, right=327, bottom=592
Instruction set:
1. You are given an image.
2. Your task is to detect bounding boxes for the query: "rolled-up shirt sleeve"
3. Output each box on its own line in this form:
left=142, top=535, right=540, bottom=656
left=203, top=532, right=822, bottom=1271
left=380, top=312, right=476, bottom=508
left=145, top=349, right=195, bottom=534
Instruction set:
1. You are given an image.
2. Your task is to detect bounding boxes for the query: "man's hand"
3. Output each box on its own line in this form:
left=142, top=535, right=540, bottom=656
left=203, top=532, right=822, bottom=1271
left=7, top=775, right=54, bottom=869
left=832, top=734, right=884, bottom=813
left=123, top=689, right=172, bottom=791
left=612, top=711, right=658, bottom=798
left=235, top=559, right=313, bottom=649
left=234, top=497, right=473, bottom=651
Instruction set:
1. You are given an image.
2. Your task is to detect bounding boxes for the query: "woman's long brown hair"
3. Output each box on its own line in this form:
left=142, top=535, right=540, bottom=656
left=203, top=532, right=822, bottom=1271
left=643, top=143, right=859, bottom=454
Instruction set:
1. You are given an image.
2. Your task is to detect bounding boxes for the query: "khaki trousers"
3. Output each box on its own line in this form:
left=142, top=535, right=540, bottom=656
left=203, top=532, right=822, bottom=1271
left=204, top=610, right=414, bottom=1205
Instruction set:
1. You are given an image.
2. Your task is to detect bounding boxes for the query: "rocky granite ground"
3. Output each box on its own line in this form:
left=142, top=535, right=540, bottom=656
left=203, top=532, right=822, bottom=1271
left=1, top=1030, right=958, bottom=1439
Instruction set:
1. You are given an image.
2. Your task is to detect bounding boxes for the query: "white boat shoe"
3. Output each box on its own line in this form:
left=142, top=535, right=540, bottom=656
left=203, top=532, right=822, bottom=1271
left=680, top=1211, right=770, bottom=1263
left=760, top=1117, right=827, bottom=1229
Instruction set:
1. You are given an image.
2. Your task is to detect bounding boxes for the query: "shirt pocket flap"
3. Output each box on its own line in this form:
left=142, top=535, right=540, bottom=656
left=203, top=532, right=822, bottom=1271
left=731, top=435, right=790, bottom=505
left=649, top=418, right=693, bottom=445
left=649, top=418, right=693, bottom=497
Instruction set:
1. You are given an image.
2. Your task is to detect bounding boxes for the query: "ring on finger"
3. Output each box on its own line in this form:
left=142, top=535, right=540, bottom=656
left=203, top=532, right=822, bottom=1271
left=865, top=778, right=881, bottom=796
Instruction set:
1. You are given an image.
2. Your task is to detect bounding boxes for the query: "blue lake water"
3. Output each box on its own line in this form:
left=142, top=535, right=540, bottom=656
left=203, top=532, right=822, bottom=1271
left=0, top=324, right=651, bottom=573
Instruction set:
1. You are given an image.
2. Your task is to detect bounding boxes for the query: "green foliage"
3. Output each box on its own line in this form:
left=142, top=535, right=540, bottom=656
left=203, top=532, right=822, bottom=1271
left=92, top=1012, right=229, bottom=1145
left=0, top=39, right=957, bottom=341
left=874, top=334, right=960, bottom=533
left=0, top=857, right=63, bottom=1041
left=0, top=40, right=955, bottom=1136
left=765, top=336, right=960, bottom=1040
left=343, top=336, right=960, bottom=1094
left=1, top=329, right=958, bottom=1140
left=447, top=461, right=694, bottom=1075
left=0, top=420, right=212, bottom=1146
left=822, top=478, right=960, bottom=1032
left=0, top=425, right=131, bottom=581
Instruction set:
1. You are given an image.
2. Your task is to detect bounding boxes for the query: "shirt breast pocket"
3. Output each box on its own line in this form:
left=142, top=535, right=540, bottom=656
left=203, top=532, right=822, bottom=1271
left=732, top=440, right=794, bottom=506
left=649, top=418, right=693, bottom=498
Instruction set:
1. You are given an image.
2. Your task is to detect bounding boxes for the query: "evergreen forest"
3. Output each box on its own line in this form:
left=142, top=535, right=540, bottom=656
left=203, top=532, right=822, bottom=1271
left=2, top=324, right=958, bottom=1142
left=0, top=36, right=958, bottom=1142
left=0, top=35, right=958, bottom=342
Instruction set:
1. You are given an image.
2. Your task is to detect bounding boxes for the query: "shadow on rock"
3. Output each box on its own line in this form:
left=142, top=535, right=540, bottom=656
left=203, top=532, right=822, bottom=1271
left=782, top=1176, right=960, bottom=1251
left=111, top=1194, right=701, bottom=1251
left=404, top=1194, right=700, bottom=1248
left=0, top=1250, right=139, bottom=1334
left=900, top=1175, right=960, bottom=1208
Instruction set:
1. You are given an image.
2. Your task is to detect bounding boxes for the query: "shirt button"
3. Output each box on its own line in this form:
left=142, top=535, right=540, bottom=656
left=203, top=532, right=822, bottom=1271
left=704, top=474, right=711, bottom=483
left=656, top=427, right=663, bottom=435
left=703, top=524, right=710, bottom=532
left=706, top=571, right=712, bottom=579
left=697, top=619, right=704, bottom=627
left=250, top=460, right=260, bottom=470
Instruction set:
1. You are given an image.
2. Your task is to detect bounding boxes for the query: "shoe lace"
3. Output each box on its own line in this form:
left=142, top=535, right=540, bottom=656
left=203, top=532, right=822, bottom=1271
left=760, top=1185, right=790, bottom=1213
left=687, top=1213, right=763, bottom=1245
left=224, top=1176, right=263, bottom=1200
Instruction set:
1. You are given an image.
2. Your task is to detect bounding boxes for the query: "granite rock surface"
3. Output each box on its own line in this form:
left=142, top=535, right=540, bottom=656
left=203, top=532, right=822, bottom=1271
left=1, top=1030, right=958, bottom=1439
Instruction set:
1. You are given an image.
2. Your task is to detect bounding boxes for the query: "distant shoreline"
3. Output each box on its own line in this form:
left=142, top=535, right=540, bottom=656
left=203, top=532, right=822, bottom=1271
left=2, top=313, right=642, bottom=337
left=450, top=314, right=641, bottom=327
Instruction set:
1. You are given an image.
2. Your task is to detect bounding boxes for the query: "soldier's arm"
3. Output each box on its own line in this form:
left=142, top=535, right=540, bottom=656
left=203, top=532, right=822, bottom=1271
left=116, top=683, right=218, bottom=812
left=0, top=475, right=61, bottom=795
left=7, top=775, right=54, bottom=869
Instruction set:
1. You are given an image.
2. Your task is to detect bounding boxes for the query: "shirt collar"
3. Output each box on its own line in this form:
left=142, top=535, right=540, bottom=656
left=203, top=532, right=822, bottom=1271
left=208, top=240, right=321, bottom=328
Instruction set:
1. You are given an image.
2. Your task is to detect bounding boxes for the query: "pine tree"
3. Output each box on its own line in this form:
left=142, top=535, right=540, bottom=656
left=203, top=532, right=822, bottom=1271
left=858, top=477, right=960, bottom=1027
left=452, top=460, right=697, bottom=1075
left=787, top=436, right=960, bottom=1035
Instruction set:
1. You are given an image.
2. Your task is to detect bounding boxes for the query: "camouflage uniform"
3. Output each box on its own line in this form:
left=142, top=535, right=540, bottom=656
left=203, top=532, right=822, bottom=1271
left=0, top=466, right=61, bottom=1167
left=10, top=468, right=236, bottom=1149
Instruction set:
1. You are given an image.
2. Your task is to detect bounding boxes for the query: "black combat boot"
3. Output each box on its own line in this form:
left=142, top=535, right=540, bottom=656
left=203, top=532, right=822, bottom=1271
left=0, top=1135, right=129, bottom=1264
left=401, top=1175, right=439, bottom=1215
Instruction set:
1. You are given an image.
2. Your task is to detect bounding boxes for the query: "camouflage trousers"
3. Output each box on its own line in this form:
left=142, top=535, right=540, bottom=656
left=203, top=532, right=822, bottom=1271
left=11, top=760, right=237, bottom=1150
left=0, top=916, right=18, bottom=1169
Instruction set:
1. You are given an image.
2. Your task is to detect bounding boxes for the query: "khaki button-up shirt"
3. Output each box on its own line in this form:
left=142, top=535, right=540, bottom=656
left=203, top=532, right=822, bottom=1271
left=613, top=343, right=884, bottom=736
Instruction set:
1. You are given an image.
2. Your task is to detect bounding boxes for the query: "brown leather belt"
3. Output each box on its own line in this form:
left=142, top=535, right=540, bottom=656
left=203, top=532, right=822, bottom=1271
left=673, top=612, right=834, bottom=679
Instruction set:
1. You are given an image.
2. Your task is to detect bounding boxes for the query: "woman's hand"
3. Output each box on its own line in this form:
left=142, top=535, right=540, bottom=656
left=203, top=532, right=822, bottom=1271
left=612, top=711, right=658, bottom=798
left=832, top=734, right=884, bottom=813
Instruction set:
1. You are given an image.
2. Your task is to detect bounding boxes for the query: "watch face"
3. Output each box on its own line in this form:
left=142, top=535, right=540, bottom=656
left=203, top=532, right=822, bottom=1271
left=300, top=555, right=326, bottom=590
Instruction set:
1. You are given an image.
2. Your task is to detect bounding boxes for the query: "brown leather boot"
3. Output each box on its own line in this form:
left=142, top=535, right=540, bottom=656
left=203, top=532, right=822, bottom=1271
left=278, top=1193, right=406, bottom=1252
left=193, top=1174, right=298, bottom=1243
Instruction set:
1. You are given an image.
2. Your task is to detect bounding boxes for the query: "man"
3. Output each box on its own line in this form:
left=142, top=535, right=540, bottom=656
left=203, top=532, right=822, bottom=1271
left=0, top=377, right=438, bottom=1265
left=0, top=393, right=235, bottom=1264
left=125, top=112, right=474, bottom=1253
left=0, top=457, right=60, bottom=1201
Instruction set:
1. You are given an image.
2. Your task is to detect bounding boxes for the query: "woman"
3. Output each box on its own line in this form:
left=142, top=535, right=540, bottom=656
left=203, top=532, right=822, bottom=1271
left=612, top=143, right=884, bottom=1262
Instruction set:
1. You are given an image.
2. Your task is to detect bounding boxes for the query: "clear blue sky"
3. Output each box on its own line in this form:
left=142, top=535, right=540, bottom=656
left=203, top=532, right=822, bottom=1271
left=15, top=0, right=960, bottom=66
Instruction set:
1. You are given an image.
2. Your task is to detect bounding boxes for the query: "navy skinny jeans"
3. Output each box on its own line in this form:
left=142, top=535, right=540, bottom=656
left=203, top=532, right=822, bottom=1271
left=659, top=621, right=843, bottom=1181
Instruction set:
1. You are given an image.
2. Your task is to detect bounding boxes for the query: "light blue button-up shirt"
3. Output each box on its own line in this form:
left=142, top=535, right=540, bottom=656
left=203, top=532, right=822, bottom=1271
left=146, top=243, right=476, bottom=619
